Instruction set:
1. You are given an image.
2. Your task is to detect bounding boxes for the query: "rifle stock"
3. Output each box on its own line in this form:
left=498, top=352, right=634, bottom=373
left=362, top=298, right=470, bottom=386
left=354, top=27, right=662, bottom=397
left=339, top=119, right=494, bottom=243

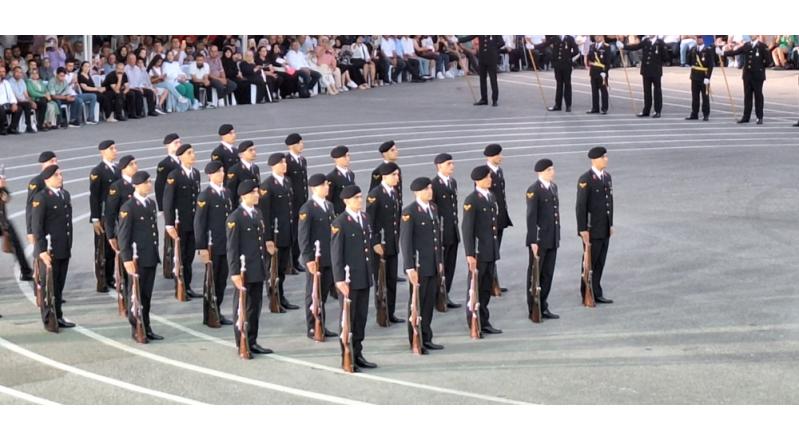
left=162, top=231, right=174, bottom=279
left=94, top=229, right=108, bottom=291
left=203, top=233, right=221, bottom=328
left=581, top=242, right=596, bottom=307
left=115, top=252, right=127, bottom=317
left=436, top=225, right=447, bottom=312
left=33, top=256, right=42, bottom=308
left=375, top=257, right=388, bottom=327
left=410, top=261, right=422, bottom=355
left=340, top=265, right=354, bottom=373
left=173, top=219, right=187, bottom=302
left=311, top=240, right=324, bottom=342
left=468, top=268, right=481, bottom=339
left=0, top=185, right=12, bottom=254
left=530, top=248, right=542, bottom=323
left=268, top=223, right=283, bottom=313
left=43, top=235, right=58, bottom=333
left=237, top=255, right=252, bottom=359
left=131, top=243, right=147, bottom=343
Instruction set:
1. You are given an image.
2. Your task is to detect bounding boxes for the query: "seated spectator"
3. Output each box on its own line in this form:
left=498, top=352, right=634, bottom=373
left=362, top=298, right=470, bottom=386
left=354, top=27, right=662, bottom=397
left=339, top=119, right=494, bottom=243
left=103, top=53, right=117, bottom=75
left=0, top=65, right=23, bottom=135
left=8, top=66, right=36, bottom=132
left=267, top=43, right=299, bottom=98
left=124, top=53, right=158, bottom=117
left=679, top=35, right=697, bottom=67
left=663, top=35, right=680, bottom=65
left=25, top=67, right=59, bottom=130
left=378, top=36, right=405, bottom=84
left=65, top=59, right=98, bottom=125
left=399, top=35, right=425, bottom=82
left=39, top=57, right=54, bottom=82
left=285, top=40, right=321, bottom=98
left=101, top=61, right=133, bottom=122
left=148, top=54, right=189, bottom=112
left=162, top=50, right=197, bottom=109
left=417, top=36, right=448, bottom=78
left=298, top=35, right=316, bottom=55
left=440, top=36, right=469, bottom=76
left=254, top=45, right=284, bottom=100
left=44, top=37, right=67, bottom=72
left=92, top=56, right=106, bottom=75
left=350, top=36, right=376, bottom=87
left=189, top=53, right=214, bottom=107
left=77, top=61, right=109, bottom=122
left=46, top=67, right=82, bottom=127
left=772, top=35, right=796, bottom=69
left=314, top=37, right=345, bottom=94
left=238, top=49, right=268, bottom=104
left=137, top=57, right=167, bottom=114
left=222, top=46, right=250, bottom=104
left=207, top=45, right=237, bottom=105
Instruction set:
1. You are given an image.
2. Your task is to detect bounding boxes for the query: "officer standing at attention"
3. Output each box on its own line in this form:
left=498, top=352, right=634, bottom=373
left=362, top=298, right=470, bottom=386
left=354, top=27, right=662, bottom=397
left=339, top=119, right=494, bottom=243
left=586, top=35, right=611, bottom=115
left=211, top=124, right=240, bottom=178
left=285, top=133, right=308, bottom=274
left=484, top=144, right=511, bottom=295
left=458, top=35, right=505, bottom=107
left=686, top=36, right=715, bottom=121
left=89, top=139, right=121, bottom=293
left=224, top=140, right=260, bottom=207
left=535, top=35, right=580, bottom=112
left=576, top=147, right=614, bottom=304
left=430, top=153, right=461, bottom=309
left=722, top=35, right=771, bottom=124
left=326, top=145, right=355, bottom=215
left=619, top=36, right=669, bottom=118
left=525, top=159, right=561, bottom=320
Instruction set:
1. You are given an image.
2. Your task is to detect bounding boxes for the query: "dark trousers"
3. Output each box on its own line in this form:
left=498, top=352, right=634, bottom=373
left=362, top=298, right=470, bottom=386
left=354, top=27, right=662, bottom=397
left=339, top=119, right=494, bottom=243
left=742, top=78, right=765, bottom=121
left=527, top=247, right=557, bottom=313
left=290, top=217, right=301, bottom=266
left=0, top=104, right=22, bottom=133
left=38, top=258, right=69, bottom=321
left=178, top=229, right=196, bottom=287
left=129, top=88, right=155, bottom=116
left=478, top=63, right=499, bottom=103
left=581, top=238, right=610, bottom=299
left=407, top=275, right=436, bottom=345
left=590, top=74, right=609, bottom=112
left=127, top=265, right=156, bottom=332
left=96, top=230, right=115, bottom=287
left=341, top=287, right=369, bottom=357
left=33, top=98, right=47, bottom=127
left=204, top=254, right=228, bottom=323
left=305, top=266, right=334, bottom=333
left=104, top=90, right=131, bottom=119
left=690, top=80, right=710, bottom=117
left=296, top=69, right=321, bottom=93
left=553, top=65, right=573, bottom=108
left=642, top=75, right=663, bottom=114
left=4, top=222, right=32, bottom=276
left=466, top=260, right=496, bottom=328
left=276, top=246, right=290, bottom=304
left=233, top=281, right=264, bottom=348
left=373, top=254, right=398, bottom=316
left=442, top=242, right=459, bottom=294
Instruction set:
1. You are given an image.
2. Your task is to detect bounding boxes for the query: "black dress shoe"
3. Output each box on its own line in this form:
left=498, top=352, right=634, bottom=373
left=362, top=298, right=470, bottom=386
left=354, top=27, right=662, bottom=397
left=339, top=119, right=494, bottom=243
left=473, top=100, right=488, bottom=106
left=146, top=332, right=164, bottom=340
left=737, top=118, right=749, bottom=124
left=482, top=326, right=502, bottom=334
left=293, top=264, right=305, bottom=273
left=281, top=302, right=300, bottom=310
left=565, top=106, right=571, bottom=112
left=306, top=330, right=315, bottom=340
left=685, top=115, right=698, bottom=120
left=107, top=279, right=116, bottom=290
left=547, top=106, right=561, bottom=111
left=586, top=110, right=599, bottom=114
left=702, top=115, right=709, bottom=121
left=97, top=286, right=109, bottom=293
left=324, top=328, right=338, bottom=337
left=636, top=112, right=650, bottom=117
left=756, top=119, right=763, bottom=125
left=595, top=297, right=614, bottom=304
left=492, top=101, right=498, bottom=107
left=446, top=301, right=462, bottom=309
left=219, top=316, right=233, bottom=326
left=423, top=342, right=444, bottom=350
left=388, top=315, right=404, bottom=324
left=793, top=121, right=799, bottom=127
left=542, top=310, right=560, bottom=319
left=601, top=110, right=607, bottom=114
left=186, top=289, right=202, bottom=299
left=19, top=273, right=34, bottom=282
left=355, top=356, right=377, bottom=369
left=251, top=344, right=273, bottom=355
left=397, top=276, right=406, bottom=282
left=500, top=287, right=508, bottom=293
left=652, top=113, right=661, bottom=118
left=57, top=319, right=75, bottom=328
left=418, top=346, right=429, bottom=355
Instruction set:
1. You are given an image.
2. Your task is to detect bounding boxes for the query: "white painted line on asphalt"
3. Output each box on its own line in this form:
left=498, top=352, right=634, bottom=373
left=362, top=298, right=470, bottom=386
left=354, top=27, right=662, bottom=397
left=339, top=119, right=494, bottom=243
left=0, top=336, right=203, bottom=405
left=0, top=383, right=61, bottom=405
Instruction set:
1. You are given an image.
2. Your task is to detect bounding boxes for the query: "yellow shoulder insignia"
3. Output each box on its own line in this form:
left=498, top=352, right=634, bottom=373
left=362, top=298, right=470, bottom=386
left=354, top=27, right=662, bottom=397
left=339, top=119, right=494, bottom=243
left=109, top=189, right=117, bottom=196
left=578, top=182, right=588, bottom=189
left=32, top=201, right=40, bottom=208
left=167, top=178, right=175, bottom=185
left=227, top=221, right=236, bottom=230
left=120, top=211, right=128, bottom=218
left=158, top=166, right=165, bottom=172
left=28, top=183, right=37, bottom=191
left=463, top=204, right=472, bottom=211
left=227, top=172, right=235, bottom=179
left=373, top=174, right=380, bottom=180
left=331, top=226, right=340, bottom=235
left=90, top=174, right=99, bottom=181
left=259, top=189, right=268, bottom=197
left=526, top=191, right=534, bottom=199
left=402, top=214, right=411, bottom=222
left=197, top=201, right=206, bottom=208
left=212, top=155, right=220, bottom=161
left=299, top=212, right=308, bottom=221
left=367, top=196, right=376, bottom=204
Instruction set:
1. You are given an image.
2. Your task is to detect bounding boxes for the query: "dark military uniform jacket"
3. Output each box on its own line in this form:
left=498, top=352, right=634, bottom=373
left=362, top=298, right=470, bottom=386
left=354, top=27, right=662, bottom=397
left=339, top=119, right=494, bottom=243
left=525, top=180, right=561, bottom=250
left=31, top=187, right=73, bottom=258
left=286, top=153, right=308, bottom=217
left=325, top=167, right=355, bottom=215
left=104, top=177, right=135, bottom=240
left=258, top=175, right=294, bottom=248
left=365, top=183, right=401, bottom=256
left=118, top=196, right=160, bottom=268
left=194, top=185, right=233, bottom=257
left=297, top=197, right=336, bottom=268
left=431, top=174, right=459, bottom=246
left=576, top=169, right=614, bottom=239
left=624, top=37, right=669, bottom=78
left=331, top=210, right=374, bottom=291
left=226, top=206, right=268, bottom=283
left=587, top=42, right=611, bottom=78
left=461, top=189, right=500, bottom=263
left=25, top=174, right=45, bottom=235
left=458, top=35, right=505, bottom=64
left=536, top=35, right=580, bottom=69
left=724, top=41, right=771, bottom=81
left=689, top=45, right=715, bottom=82
left=488, top=165, right=512, bottom=230
left=163, top=166, right=201, bottom=232
left=89, top=161, right=121, bottom=222
left=400, top=201, right=442, bottom=278
left=370, top=162, right=403, bottom=208
left=210, top=143, right=240, bottom=177
left=225, top=161, right=260, bottom=207
left=155, top=155, right=180, bottom=212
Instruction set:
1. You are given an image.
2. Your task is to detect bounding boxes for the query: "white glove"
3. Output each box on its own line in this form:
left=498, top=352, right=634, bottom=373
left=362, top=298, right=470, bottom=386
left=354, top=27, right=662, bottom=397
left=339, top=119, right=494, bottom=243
left=616, top=41, right=624, bottom=50
left=600, top=72, right=606, bottom=78
left=703, top=78, right=710, bottom=85
left=715, top=47, right=723, bottom=56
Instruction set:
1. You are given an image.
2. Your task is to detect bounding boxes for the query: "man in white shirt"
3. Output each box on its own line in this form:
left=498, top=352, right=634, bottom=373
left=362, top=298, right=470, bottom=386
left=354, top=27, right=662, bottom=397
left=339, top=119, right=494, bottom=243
left=0, top=65, right=22, bottom=135
left=8, top=66, right=36, bottom=133
left=286, top=40, right=321, bottom=97
left=124, top=53, right=157, bottom=118
left=189, top=53, right=214, bottom=107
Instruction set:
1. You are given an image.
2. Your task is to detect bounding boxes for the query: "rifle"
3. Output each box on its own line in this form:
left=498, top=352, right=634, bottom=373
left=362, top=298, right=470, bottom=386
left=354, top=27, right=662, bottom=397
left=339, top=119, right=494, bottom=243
left=268, top=222, right=282, bottom=313
left=94, top=225, right=108, bottom=292
left=173, top=214, right=187, bottom=302
left=33, top=252, right=42, bottom=308
left=375, top=231, right=389, bottom=327
left=0, top=165, right=13, bottom=254
left=42, top=234, right=58, bottom=333
left=203, top=231, right=221, bottom=328
left=581, top=241, right=596, bottom=308
left=435, top=222, right=447, bottom=312
left=529, top=247, right=542, bottom=323
left=468, top=267, right=481, bottom=340
left=237, top=255, right=252, bottom=359
left=162, top=230, right=174, bottom=279
left=409, top=251, right=423, bottom=355
left=340, top=265, right=354, bottom=373
left=130, top=243, right=147, bottom=343
left=310, top=240, right=324, bottom=342
left=114, top=251, right=127, bottom=317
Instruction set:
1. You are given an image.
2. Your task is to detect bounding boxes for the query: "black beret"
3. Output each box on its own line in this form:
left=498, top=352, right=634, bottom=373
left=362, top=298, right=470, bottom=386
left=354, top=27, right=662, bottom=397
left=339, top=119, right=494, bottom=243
left=238, top=140, right=255, bottom=154
left=118, top=155, right=135, bottom=170
left=377, top=161, right=399, bottom=176
left=41, top=165, right=59, bottom=180
left=218, top=124, right=234, bottom=136
left=434, top=153, right=453, bottom=164
left=483, top=143, right=502, bottom=157
left=410, top=177, right=432, bottom=191
left=38, top=151, right=56, bottom=163
left=237, top=180, right=259, bottom=196
left=267, top=153, right=285, bottom=166
left=308, top=173, right=327, bottom=187
left=205, top=161, right=224, bottom=174
left=330, top=145, right=348, bottom=159
left=285, top=133, right=302, bottom=145
left=340, top=185, right=361, bottom=200
left=534, top=159, right=553, bottom=172
left=176, top=143, right=193, bottom=156
left=131, top=171, right=150, bottom=185
left=378, top=140, right=395, bottom=153
left=588, top=146, right=607, bottom=159
left=98, top=140, right=115, bottom=150
left=470, top=165, right=491, bottom=181
left=163, top=133, right=180, bottom=145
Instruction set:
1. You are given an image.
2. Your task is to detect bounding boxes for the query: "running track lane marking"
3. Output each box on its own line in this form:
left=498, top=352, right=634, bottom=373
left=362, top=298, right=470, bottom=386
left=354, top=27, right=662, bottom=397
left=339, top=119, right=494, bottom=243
left=0, top=383, right=61, bottom=405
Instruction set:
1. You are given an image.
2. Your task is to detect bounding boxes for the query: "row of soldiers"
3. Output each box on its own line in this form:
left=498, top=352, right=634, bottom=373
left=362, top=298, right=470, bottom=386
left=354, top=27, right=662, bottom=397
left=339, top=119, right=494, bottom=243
left=16, top=125, right=615, bottom=373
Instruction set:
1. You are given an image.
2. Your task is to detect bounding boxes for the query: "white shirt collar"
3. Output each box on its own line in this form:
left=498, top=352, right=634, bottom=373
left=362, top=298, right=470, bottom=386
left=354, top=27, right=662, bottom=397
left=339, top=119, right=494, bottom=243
left=122, top=174, right=133, bottom=184
left=241, top=202, right=255, bottom=216
left=241, top=158, right=253, bottom=169
left=210, top=182, right=225, bottom=193
left=592, top=166, right=604, bottom=178
left=169, top=154, right=179, bottom=163
left=312, top=195, right=327, bottom=210
left=437, top=172, right=450, bottom=183
left=476, top=187, right=491, bottom=198
left=289, top=151, right=302, bottom=161
left=346, top=208, right=361, bottom=223
left=221, top=141, right=233, bottom=152
left=273, top=174, right=285, bottom=185
left=381, top=181, right=394, bottom=193
left=134, top=192, right=149, bottom=204
left=336, top=165, right=350, bottom=175
left=103, top=159, right=115, bottom=169
left=486, top=161, right=499, bottom=173
left=416, top=198, right=430, bottom=211
left=181, top=165, right=193, bottom=175
left=538, top=178, right=551, bottom=189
